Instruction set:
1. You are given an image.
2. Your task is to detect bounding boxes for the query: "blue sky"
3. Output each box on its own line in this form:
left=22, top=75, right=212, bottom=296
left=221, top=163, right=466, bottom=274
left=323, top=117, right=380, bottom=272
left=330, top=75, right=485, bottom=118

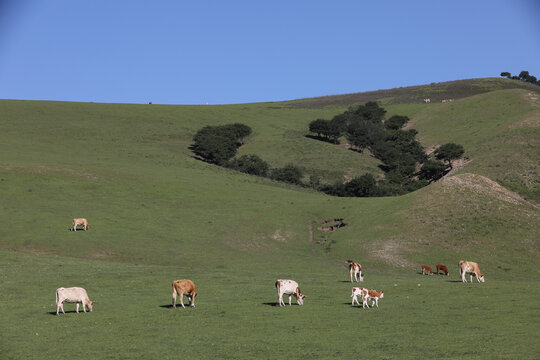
left=1, top=0, right=539, bottom=105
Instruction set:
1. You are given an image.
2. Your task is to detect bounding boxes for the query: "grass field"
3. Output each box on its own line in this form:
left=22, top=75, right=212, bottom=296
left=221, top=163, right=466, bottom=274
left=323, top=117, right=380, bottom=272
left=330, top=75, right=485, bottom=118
left=0, top=78, right=539, bottom=359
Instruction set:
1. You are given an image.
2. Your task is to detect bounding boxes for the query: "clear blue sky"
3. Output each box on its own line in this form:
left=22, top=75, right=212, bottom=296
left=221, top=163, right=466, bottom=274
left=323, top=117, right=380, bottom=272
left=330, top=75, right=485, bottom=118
left=1, top=0, right=539, bottom=105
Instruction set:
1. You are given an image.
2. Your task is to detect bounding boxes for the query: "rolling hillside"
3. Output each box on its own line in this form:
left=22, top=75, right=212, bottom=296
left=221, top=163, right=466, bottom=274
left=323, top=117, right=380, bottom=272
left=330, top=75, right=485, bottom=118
left=0, top=77, right=538, bottom=359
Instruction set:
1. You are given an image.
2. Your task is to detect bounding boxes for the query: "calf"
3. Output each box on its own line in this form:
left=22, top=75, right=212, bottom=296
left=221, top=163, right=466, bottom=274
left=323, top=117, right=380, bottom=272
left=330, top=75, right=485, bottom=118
left=351, top=287, right=366, bottom=307
left=172, top=279, right=197, bottom=308
left=351, top=287, right=384, bottom=308
left=56, top=287, right=94, bottom=315
left=436, top=264, right=449, bottom=276
left=71, top=218, right=89, bottom=231
left=421, top=265, right=433, bottom=275
left=275, top=279, right=305, bottom=306
left=347, top=260, right=364, bottom=282
left=459, top=261, right=485, bottom=283
left=365, top=289, right=384, bottom=308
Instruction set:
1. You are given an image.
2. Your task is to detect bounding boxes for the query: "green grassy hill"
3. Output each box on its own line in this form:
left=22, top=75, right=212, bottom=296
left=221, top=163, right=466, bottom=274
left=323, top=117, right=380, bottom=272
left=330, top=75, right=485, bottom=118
left=1, top=78, right=538, bottom=359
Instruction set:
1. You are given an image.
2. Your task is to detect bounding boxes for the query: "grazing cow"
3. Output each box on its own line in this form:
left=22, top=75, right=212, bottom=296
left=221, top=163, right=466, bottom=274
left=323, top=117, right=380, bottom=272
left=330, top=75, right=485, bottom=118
left=172, top=279, right=197, bottom=308
left=423, top=98, right=431, bottom=103
left=459, top=261, right=485, bottom=283
left=275, top=279, right=305, bottom=306
left=56, top=287, right=94, bottom=315
left=351, top=287, right=384, bottom=308
left=436, top=264, right=449, bottom=276
left=347, top=260, right=364, bottom=282
left=71, top=218, right=89, bottom=231
left=421, top=265, right=433, bottom=275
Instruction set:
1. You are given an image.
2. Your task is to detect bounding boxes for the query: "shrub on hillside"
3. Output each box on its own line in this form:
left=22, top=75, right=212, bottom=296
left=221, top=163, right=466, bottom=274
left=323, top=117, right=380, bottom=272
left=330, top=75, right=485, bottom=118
left=270, top=164, right=303, bottom=185
left=228, top=154, right=269, bottom=176
left=191, top=123, right=252, bottom=165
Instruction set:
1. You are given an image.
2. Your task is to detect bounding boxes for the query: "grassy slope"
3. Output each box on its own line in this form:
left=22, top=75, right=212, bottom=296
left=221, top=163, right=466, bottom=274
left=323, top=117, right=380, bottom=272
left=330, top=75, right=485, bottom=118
left=0, top=78, right=539, bottom=359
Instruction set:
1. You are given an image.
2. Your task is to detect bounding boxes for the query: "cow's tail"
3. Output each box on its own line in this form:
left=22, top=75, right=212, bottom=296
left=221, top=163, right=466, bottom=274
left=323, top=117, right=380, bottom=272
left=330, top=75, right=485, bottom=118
left=55, top=289, right=58, bottom=305
left=275, top=281, right=279, bottom=289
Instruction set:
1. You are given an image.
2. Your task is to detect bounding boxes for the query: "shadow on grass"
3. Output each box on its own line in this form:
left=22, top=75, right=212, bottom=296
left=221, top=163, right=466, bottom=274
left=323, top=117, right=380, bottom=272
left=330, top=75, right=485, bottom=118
left=263, top=302, right=305, bottom=307
left=445, top=280, right=463, bottom=283
left=47, top=310, right=89, bottom=315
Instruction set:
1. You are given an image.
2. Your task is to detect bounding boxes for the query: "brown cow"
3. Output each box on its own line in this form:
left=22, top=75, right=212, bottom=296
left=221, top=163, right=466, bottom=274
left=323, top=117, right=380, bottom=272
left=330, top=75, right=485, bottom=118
left=172, top=279, right=197, bottom=308
left=421, top=265, right=433, bottom=275
left=436, top=264, right=449, bottom=276
left=71, top=218, right=89, bottom=231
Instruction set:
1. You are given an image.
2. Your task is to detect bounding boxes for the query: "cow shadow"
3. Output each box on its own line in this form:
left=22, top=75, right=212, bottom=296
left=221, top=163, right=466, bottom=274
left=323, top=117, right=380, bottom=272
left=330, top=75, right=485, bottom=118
left=445, top=280, right=463, bottom=283
left=47, top=310, right=84, bottom=315
left=262, top=302, right=280, bottom=307
left=159, top=304, right=174, bottom=309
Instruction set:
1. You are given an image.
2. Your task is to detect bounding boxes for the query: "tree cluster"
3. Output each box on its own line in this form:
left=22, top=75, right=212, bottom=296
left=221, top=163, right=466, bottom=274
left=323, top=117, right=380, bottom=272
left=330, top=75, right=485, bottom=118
left=190, top=123, right=251, bottom=165
left=191, top=124, right=304, bottom=185
left=308, top=102, right=464, bottom=196
left=500, top=70, right=540, bottom=86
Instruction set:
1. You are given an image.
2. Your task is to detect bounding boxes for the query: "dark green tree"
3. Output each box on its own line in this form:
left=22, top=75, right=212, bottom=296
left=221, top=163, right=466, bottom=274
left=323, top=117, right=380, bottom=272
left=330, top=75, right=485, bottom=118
left=419, top=159, right=447, bottom=181
left=384, top=115, right=409, bottom=130
left=434, top=143, right=464, bottom=169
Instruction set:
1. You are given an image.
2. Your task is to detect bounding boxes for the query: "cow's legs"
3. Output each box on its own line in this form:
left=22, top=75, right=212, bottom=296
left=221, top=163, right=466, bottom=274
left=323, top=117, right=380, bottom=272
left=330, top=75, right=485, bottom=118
left=180, top=293, right=185, bottom=308
left=470, top=274, right=473, bottom=282
left=288, top=295, right=292, bottom=306
left=56, top=302, right=61, bottom=315
left=76, top=303, right=80, bottom=313
left=82, top=302, right=86, bottom=313
left=189, top=294, right=195, bottom=307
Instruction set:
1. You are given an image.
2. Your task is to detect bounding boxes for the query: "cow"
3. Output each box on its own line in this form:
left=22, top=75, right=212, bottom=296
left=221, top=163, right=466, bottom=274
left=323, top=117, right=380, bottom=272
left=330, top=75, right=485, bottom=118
left=351, top=287, right=366, bottom=307
left=421, top=265, right=433, bottom=275
left=351, top=287, right=384, bottom=308
left=436, top=264, right=449, bottom=276
left=365, top=289, right=384, bottom=308
left=56, top=287, right=94, bottom=315
left=172, top=279, right=197, bottom=308
left=347, top=260, right=364, bottom=282
left=459, top=261, right=485, bottom=283
left=275, top=279, right=305, bottom=307
left=423, top=98, right=431, bottom=103
left=71, top=218, right=89, bottom=231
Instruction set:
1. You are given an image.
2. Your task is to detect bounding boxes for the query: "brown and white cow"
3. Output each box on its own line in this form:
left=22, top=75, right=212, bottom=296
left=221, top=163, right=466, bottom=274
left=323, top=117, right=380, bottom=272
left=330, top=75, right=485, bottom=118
left=459, top=261, right=485, bottom=283
left=351, top=287, right=384, bottom=308
left=421, top=265, right=433, bottom=275
left=71, top=218, right=89, bottom=231
left=351, top=287, right=366, bottom=307
left=347, top=260, right=364, bottom=282
left=56, top=287, right=94, bottom=315
left=365, top=289, right=384, bottom=308
left=172, top=279, right=197, bottom=308
left=275, top=279, right=305, bottom=306
left=436, top=264, right=449, bottom=276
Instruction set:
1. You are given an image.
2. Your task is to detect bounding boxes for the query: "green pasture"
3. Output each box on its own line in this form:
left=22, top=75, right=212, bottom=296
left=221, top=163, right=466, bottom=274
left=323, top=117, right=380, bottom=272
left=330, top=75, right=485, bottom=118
left=0, top=78, right=539, bottom=358
left=1, top=250, right=538, bottom=359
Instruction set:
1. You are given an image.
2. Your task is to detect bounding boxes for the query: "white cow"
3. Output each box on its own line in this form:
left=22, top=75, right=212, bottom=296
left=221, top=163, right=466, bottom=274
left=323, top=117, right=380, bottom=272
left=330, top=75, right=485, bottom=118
left=275, top=279, right=305, bottom=306
left=56, top=287, right=94, bottom=315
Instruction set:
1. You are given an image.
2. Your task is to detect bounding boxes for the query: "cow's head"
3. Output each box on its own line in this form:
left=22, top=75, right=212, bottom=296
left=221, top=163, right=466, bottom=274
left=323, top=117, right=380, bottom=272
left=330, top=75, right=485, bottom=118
left=297, top=293, right=306, bottom=305
left=478, top=275, right=485, bottom=283
left=360, top=273, right=365, bottom=282
left=87, top=301, right=94, bottom=312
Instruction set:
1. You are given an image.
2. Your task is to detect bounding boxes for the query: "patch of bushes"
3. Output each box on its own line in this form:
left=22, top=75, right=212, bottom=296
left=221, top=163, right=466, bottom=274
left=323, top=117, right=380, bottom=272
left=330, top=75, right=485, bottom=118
left=307, top=102, right=464, bottom=196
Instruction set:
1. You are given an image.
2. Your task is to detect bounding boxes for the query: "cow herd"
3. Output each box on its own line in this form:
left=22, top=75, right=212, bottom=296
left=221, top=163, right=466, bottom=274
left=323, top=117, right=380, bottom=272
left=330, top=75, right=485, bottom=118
left=57, top=218, right=485, bottom=314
